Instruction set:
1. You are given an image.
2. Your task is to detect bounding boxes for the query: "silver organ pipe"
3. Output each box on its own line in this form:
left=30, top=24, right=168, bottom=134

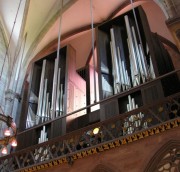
left=41, top=78, right=47, bottom=122
left=149, top=57, right=156, bottom=79
left=36, top=60, right=46, bottom=124
left=51, top=57, right=59, bottom=118
left=139, top=44, right=148, bottom=78
left=110, top=29, right=121, bottom=93
left=48, top=102, right=51, bottom=119
left=59, top=84, right=63, bottom=115
left=124, top=95, right=146, bottom=135
left=45, top=93, right=49, bottom=121
left=117, top=47, right=126, bottom=91
left=146, top=43, right=156, bottom=79
left=56, top=68, right=61, bottom=117
left=124, top=16, right=138, bottom=76
left=110, top=42, right=119, bottom=93
left=35, top=126, right=49, bottom=161
left=51, top=62, right=64, bottom=118
left=110, top=28, right=131, bottom=93
left=108, top=15, right=155, bottom=95
left=131, top=26, right=146, bottom=83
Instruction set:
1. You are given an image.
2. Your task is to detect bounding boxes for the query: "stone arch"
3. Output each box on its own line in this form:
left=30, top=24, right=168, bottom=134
left=144, top=140, right=180, bottom=172
left=91, top=164, right=117, bottom=172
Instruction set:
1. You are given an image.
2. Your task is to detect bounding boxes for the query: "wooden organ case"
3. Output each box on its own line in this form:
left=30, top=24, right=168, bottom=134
left=96, top=6, right=179, bottom=120
left=17, top=6, right=180, bottom=150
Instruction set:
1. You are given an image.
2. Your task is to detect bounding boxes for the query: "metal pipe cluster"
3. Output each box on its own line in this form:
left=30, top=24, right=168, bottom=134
left=36, top=58, right=64, bottom=125
left=110, top=15, right=155, bottom=94
left=123, top=95, right=146, bottom=135
left=26, top=57, right=64, bottom=128
left=34, top=125, right=49, bottom=161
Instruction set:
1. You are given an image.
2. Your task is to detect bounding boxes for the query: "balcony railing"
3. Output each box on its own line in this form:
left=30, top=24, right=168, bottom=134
left=0, top=90, right=180, bottom=171
left=0, top=69, right=179, bottom=171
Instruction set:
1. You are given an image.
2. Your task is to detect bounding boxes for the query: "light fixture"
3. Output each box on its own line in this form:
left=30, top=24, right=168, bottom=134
left=11, top=138, right=17, bottom=147
left=1, top=146, right=8, bottom=155
left=0, top=107, right=17, bottom=155
left=4, top=128, right=11, bottom=137
left=0, top=0, right=22, bottom=157
left=93, top=127, right=99, bottom=135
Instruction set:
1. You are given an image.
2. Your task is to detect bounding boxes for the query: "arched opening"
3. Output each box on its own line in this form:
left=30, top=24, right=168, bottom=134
left=145, top=140, right=180, bottom=172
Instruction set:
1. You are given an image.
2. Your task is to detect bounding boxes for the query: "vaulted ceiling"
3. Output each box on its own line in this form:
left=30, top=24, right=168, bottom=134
left=0, top=0, right=170, bottom=75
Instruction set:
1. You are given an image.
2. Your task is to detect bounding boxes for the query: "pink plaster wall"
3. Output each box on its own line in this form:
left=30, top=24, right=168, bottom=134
left=142, top=1, right=175, bottom=44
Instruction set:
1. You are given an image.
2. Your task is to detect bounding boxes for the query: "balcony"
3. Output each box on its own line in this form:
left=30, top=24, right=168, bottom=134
left=0, top=70, right=180, bottom=172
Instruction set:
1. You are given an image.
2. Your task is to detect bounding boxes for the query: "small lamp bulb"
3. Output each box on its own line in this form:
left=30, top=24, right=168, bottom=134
left=4, top=128, right=11, bottom=136
left=1, top=147, right=8, bottom=155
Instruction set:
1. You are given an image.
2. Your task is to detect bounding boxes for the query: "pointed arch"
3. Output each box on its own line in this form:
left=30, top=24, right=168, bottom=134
left=145, top=140, right=180, bottom=172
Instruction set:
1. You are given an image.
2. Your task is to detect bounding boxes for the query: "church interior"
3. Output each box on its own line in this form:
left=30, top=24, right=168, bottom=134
left=0, top=0, right=180, bottom=171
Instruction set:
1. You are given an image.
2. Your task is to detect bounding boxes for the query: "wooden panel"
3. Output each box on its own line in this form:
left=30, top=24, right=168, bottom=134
left=16, top=130, right=35, bottom=150
left=89, top=110, right=100, bottom=123
left=100, top=100, right=119, bottom=120
left=51, top=119, right=63, bottom=138
left=141, top=81, right=164, bottom=105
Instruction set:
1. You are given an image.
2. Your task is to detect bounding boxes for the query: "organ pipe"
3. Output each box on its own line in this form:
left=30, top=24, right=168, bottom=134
left=56, top=68, right=61, bottom=117
left=51, top=57, right=59, bottom=118
left=36, top=60, right=46, bottom=124
left=109, top=14, right=155, bottom=96
left=35, top=126, right=49, bottom=161
left=110, top=28, right=131, bottom=93
left=124, top=95, right=145, bottom=135
left=45, top=93, right=49, bottom=121
left=59, top=84, right=63, bottom=115
left=124, top=15, right=138, bottom=76
left=42, top=79, right=47, bottom=122
left=131, top=26, right=146, bottom=83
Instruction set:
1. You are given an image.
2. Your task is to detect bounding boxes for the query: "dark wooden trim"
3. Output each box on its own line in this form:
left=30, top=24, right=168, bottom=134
left=157, top=33, right=180, bottom=54
left=85, top=41, right=96, bottom=66
left=107, top=0, right=148, bottom=20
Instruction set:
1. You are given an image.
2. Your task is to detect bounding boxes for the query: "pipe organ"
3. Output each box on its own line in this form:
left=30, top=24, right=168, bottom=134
left=96, top=6, right=179, bottom=121
left=26, top=58, right=64, bottom=127
left=34, top=126, right=49, bottom=161
left=98, top=8, right=158, bottom=99
left=26, top=47, right=67, bottom=129
left=17, top=6, right=179, bottom=150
